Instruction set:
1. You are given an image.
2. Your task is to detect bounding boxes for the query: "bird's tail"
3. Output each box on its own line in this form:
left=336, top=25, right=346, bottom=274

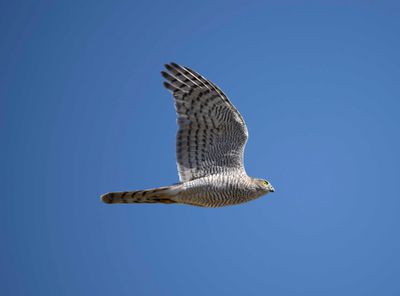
left=101, top=184, right=182, bottom=204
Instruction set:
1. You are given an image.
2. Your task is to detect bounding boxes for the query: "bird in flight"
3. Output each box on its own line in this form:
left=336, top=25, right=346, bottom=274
left=101, top=63, right=275, bottom=207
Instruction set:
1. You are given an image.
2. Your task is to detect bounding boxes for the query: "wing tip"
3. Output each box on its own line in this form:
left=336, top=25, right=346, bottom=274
left=164, top=63, right=174, bottom=72
left=160, top=70, right=169, bottom=78
left=163, top=81, right=176, bottom=92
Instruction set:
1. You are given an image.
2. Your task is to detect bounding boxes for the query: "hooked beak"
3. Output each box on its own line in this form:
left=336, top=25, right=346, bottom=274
left=270, top=187, right=275, bottom=193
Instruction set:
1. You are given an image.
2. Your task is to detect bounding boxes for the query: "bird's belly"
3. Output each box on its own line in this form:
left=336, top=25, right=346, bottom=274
left=179, top=177, right=258, bottom=207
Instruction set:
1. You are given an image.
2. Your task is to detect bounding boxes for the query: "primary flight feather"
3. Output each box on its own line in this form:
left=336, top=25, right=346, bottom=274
left=101, top=63, right=275, bottom=207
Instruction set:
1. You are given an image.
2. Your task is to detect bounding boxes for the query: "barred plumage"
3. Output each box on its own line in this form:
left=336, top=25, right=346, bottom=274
left=101, top=63, right=275, bottom=207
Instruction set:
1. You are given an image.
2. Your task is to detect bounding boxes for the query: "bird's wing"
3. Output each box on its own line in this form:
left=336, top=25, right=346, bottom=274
left=162, top=63, right=249, bottom=182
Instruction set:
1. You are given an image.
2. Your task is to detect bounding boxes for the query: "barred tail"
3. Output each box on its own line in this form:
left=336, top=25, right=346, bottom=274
left=101, top=185, right=181, bottom=204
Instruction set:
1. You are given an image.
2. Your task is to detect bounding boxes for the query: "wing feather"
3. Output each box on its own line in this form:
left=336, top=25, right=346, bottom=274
left=162, top=63, right=248, bottom=182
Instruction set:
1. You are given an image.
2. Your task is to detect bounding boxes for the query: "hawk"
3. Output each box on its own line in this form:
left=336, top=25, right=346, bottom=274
left=101, top=63, right=275, bottom=207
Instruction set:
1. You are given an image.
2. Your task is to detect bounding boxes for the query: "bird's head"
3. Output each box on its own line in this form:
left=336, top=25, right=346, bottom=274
left=254, top=178, right=275, bottom=194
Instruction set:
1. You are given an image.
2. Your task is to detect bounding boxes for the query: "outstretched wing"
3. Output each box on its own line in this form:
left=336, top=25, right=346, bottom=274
left=162, top=63, right=249, bottom=182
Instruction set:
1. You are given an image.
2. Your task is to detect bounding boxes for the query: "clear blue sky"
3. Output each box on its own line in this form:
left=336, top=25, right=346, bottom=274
left=2, top=1, right=400, bottom=295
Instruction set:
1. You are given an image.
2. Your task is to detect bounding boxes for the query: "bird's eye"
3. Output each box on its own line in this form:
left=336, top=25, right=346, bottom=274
left=263, top=180, right=269, bottom=186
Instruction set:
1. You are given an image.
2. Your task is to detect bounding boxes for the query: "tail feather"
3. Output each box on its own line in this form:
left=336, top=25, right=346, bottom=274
left=101, top=185, right=181, bottom=204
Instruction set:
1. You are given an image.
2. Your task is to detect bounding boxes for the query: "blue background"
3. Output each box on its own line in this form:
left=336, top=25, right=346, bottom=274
left=2, top=1, right=400, bottom=295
